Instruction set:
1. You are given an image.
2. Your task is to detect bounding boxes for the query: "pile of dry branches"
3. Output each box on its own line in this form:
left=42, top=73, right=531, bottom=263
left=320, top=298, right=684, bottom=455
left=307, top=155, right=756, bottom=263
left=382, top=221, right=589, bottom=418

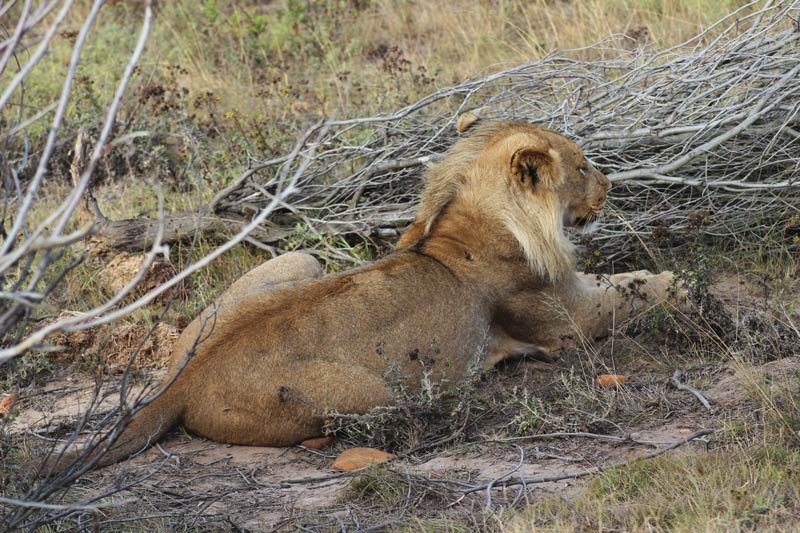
left=214, top=0, right=799, bottom=265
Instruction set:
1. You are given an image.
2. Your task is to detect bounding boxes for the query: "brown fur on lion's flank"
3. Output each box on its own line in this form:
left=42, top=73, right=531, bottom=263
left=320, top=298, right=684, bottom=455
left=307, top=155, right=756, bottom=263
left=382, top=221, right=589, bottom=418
left=51, top=118, right=685, bottom=470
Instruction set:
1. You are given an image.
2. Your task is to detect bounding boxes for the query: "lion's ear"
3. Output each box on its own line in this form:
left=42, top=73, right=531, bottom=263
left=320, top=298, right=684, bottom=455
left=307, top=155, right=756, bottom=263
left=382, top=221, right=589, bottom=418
left=456, top=112, right=480, bottom=135
left=510, top=145, right=561, bottom=187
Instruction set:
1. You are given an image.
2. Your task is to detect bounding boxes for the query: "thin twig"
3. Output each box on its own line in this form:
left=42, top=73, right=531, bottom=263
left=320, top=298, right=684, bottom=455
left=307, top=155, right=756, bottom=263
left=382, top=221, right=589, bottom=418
left=0, top=496, right=132, bottom=511
left=671, top=370, right=713, bottom=410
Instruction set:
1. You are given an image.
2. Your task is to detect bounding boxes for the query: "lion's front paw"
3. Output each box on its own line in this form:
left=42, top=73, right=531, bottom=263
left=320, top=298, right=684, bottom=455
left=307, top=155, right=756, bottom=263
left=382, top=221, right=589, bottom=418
left=666, top=272, right=693, bottom=310
left=654, top=270, right=675, bottom=284
left=648, top=271, right=693, bottom=309
left=606, top=270, right=691, bottom=310
left=608, top=270, right=653, bottom=285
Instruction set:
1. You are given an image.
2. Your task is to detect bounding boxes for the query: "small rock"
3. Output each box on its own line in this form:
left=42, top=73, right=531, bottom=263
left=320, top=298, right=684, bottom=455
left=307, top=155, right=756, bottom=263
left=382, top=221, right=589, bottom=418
left=0, top=394, right=18, bottom=415
left=595, top=374, right=629, bottom=388
left=301, top=436, right=333, bottom=450
left=331, top=447, right=394, bottom=471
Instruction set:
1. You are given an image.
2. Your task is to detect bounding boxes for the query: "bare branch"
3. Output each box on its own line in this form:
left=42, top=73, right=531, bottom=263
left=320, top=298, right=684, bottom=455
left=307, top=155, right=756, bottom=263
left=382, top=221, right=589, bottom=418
left=671, top=370, right=713, bottom=410
left=0, top=496, right=133, bottom=512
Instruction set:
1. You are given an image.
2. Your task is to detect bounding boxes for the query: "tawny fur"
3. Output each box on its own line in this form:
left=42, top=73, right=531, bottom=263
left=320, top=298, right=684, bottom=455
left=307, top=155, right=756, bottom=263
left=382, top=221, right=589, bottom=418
left=52, top=118, right=684, bottom=470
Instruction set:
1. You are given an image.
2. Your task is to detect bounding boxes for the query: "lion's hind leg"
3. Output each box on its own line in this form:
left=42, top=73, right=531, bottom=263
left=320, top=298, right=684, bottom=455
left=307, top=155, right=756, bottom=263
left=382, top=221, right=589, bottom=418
left=185, top=360, right=392, bottom=446
left=222, top=251, right=323, bottom=302
left=167, top=252, right=323, bottom=375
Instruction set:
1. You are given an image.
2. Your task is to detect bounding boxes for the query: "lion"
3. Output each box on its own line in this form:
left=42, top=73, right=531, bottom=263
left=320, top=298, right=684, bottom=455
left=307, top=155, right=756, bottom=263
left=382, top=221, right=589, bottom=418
left=399, top=112, right=681, bottom=364
left=51, top=115, right=681, bottom=470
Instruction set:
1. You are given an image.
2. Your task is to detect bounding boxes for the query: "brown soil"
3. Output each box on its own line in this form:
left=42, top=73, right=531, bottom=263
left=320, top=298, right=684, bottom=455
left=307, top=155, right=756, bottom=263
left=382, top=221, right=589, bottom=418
left=51, top=322, right=179, bottom=371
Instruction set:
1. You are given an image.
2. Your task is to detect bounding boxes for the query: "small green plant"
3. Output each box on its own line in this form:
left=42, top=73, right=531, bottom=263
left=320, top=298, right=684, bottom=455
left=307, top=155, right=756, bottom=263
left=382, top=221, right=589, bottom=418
left=506, top=388, right=549, bottom=436
left=345, top=464, right=409, bottom=508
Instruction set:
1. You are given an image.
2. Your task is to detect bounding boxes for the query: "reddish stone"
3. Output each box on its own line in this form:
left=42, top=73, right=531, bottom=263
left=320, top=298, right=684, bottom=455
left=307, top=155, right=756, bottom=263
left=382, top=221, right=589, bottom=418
left=331, top=447, right=395, bottom=471
left=300, top=436, right=333, bottom=450
left=595, top=374, right=629, bottom=388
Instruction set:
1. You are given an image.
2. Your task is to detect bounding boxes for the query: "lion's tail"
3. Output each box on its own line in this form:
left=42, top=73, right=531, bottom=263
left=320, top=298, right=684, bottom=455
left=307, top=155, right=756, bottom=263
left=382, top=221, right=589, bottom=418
left=46, top=380, right=185, bottom=473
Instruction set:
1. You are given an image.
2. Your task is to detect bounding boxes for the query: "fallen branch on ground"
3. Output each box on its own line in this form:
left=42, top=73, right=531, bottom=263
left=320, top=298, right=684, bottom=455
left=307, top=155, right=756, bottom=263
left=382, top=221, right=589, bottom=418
left=671, top=370, right=713, bottom=410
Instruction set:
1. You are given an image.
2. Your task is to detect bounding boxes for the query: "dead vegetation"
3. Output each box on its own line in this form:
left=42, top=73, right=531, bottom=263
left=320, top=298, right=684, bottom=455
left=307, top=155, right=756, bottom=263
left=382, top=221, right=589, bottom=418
left=180, top=0, right=800, bottom=271
left=1, top=0, right=799, bottom=530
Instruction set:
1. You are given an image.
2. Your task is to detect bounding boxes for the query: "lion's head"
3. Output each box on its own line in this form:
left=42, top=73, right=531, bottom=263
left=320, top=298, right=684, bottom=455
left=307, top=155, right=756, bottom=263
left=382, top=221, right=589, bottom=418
left=397, top=113, right=610, bottom=282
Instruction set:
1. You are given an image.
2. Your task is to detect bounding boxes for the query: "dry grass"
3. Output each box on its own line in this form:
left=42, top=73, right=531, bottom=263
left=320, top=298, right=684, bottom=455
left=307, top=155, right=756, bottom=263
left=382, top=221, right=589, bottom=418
left=20, top=0, right=753, bottom=164
left=505, top=369, right=800, bottom=533
left=504, top=444, right=800, bottom=532
left=182, top=0, right=748, bottom=138
left=361, top=0, right=745, bottom=73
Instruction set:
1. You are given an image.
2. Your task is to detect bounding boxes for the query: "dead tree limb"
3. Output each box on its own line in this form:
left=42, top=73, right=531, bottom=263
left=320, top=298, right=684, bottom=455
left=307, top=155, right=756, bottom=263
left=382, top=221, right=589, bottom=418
left=671, top=370, right=713, bottom=410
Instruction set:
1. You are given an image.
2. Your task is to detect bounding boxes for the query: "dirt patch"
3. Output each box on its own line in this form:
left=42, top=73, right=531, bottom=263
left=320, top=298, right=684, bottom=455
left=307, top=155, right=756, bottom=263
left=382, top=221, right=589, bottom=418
left=7, top=370, right=164, bottom=435
left=51, top=322, right=178, bottom=370
left=101, top=323, right=179, bottom=369
left=707, top=356, right=800, bottom=408
left=5, top=362, right=721, bottom=529
left=97, top=252, right=182, bottom=301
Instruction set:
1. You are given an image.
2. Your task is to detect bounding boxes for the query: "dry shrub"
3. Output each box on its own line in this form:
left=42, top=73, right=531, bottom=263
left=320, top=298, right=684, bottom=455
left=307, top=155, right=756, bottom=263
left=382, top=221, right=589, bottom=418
left=210, top=1, right=799, bottom=269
